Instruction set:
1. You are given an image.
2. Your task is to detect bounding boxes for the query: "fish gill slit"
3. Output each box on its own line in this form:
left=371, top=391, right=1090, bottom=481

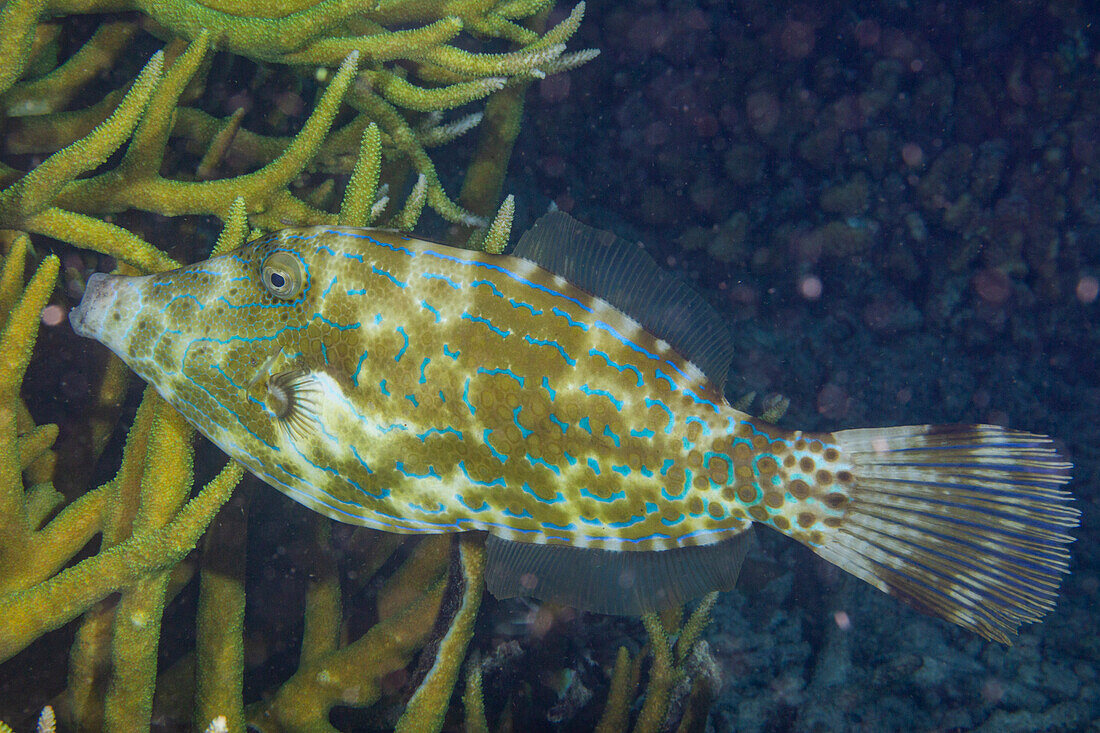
left=245, top=348, right=283, bottom=390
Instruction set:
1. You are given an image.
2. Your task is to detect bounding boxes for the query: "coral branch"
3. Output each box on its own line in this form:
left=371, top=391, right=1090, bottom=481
left=194, top=490, right=249, bottom=733
left=0, top=51, right=163, bottom=224
left=0, top=256, right=59, bottom=561
left=0, top=459, right=243, bottom=663
left=395, top=535, right=486, bottom=733
left=255, top=537, right=451, bottom=730
left=1, top=20, right=137, bottom=116
left=0, top=0, right=48, bottom=96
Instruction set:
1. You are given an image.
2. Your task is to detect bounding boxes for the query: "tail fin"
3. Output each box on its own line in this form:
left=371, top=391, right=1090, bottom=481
left=814, top=425, right=1077, bottom=644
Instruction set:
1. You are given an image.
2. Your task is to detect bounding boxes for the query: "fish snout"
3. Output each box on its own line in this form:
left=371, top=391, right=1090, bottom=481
left=69, top=272, right=120, bottom=339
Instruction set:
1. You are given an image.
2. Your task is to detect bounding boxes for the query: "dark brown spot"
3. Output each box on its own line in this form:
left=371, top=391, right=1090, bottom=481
left=800, top=457, right=815, bottom=472
left=688, top=497, right=704, bottom=514
left=824, top=447, right=840, bottom=461
left=773, top=516, right=790, bottom=531
left=722, top=486, right=737, bottom=501
left=809, top=530, right=824, bottom=544
left=823, top=517, right=843, bottom=528
left=748, top=505, right=770, bottom=522
left=809, top=441, right=822, bottom=453
left=789, top=479, right=811, bottom=499
left=693, top=474, right=708, bottom=491
left=797, top=512, right=815, bottom=528
left=815, top=469, right=833, bottom=486
left=783, top=455, right=796, bottom=467
left=687, top=451, right=703, bottom=469
left=794, top=439, right=807, bottom=450
left=757, top=456, right=779, bottom=476
left=708, top=503, right=725, bottom=519
left=732, top=443, right=753, bottom=462
left=763, top=490, right=784, bottom=508
left=752, top=436, right=769, bottom=451
left=836, top=470, right=853, bottom=484
left=736, top=485, right=758, bottom=504
left=824, top=492, right=848, bottom=510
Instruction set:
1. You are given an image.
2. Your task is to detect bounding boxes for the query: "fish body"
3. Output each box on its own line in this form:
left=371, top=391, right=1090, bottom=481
left=70, top=214, right=1078, bottom=641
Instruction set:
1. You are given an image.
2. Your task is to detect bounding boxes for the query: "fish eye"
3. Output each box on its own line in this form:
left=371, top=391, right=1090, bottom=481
left=260, top=252, right=305, bottom=300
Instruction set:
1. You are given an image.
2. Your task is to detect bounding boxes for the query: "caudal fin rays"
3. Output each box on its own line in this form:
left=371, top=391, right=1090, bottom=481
left=817, top=424, right=1077, bottom=643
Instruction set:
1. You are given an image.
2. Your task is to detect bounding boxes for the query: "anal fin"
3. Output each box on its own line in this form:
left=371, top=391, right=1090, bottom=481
left=485, top=531, right=754, bottom=615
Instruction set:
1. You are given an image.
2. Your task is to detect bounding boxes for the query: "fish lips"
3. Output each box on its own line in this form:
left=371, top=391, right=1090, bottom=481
left=69, top=272, right=119, bottom=340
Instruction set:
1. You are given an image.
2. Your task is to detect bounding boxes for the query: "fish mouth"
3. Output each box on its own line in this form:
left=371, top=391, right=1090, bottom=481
left=69, top=272, right=118, bottom=339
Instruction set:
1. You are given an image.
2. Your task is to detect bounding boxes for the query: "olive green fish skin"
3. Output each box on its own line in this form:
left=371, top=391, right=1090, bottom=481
left=70, top=226, right=850, bottom=552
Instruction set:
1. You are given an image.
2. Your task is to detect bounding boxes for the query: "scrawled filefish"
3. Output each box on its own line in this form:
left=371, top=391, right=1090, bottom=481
left=69, top=212, right=1078, bottom=642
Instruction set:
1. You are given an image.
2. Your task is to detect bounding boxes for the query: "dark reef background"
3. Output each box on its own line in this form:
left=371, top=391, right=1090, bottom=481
left=505, top=0, right=1100, bottom=729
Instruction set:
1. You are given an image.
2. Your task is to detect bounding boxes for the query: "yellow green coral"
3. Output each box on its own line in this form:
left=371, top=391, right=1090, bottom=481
left=0, top=0, right=595, bottom=238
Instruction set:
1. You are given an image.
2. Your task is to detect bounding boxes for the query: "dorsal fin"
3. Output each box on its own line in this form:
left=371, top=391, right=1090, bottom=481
left=512, top=212, right=734, bottom=389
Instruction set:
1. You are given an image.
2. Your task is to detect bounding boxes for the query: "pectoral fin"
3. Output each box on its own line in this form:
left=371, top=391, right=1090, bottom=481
left=267, top=369, right=322, bottom=442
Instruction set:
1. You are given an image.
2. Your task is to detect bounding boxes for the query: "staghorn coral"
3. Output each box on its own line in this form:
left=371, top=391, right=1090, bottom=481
left=0, top=233, right=243, bottom=727
left=0, top=0, right=596, bottom=238
left=0, top=5, right=726, bottom=732
left=591, top=593, right=722, bottom=733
